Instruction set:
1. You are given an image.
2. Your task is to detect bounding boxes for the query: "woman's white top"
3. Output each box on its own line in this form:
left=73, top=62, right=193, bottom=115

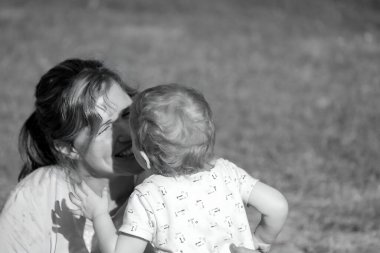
left=0, top=166, right=125, bottom=253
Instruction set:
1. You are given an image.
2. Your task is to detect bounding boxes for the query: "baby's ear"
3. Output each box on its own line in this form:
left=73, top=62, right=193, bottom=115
left=140, top=151, right=151, bottom=169
left=54, top=141, right=80, bottom=160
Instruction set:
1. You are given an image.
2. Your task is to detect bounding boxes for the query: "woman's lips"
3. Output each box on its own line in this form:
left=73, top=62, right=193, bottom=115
left=114, top=144, right=134, bottom=158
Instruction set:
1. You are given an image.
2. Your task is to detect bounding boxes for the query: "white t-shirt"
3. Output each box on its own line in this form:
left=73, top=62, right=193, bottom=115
left=120, top=158, right=258, bottom=253
left=0, top=166, right=127, bottom=253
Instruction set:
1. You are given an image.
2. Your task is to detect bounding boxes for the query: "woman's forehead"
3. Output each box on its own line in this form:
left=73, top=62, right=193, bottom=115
left=95, top=84, right=132, bottom=120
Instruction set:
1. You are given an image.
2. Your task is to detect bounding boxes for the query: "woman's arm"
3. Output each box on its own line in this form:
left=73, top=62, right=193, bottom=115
left=247, top=181, right=289, bottom=245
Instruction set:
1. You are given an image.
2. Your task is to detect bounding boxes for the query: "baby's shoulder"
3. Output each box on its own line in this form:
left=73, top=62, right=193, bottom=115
left=133, top=175, right=170, bottom=195
left=212, top=158, right=240, bottom=173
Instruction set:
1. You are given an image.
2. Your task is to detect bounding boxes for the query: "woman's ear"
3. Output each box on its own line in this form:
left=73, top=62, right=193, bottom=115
left=54, top=141, right=80, bottom=160
left=140, top=151, right=151, bottom=169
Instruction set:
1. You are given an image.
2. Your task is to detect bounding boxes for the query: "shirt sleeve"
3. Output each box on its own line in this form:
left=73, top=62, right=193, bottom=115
left=119, top=189, right=156, bottom=242
left=222, top=159, right=259, bottom=206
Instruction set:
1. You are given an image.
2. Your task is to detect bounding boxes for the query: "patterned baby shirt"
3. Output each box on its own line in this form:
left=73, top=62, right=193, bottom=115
left=119, top=158, right=259, bottom=253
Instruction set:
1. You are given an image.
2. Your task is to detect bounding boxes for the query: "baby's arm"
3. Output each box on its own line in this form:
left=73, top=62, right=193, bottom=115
left=70, top=182, right=118, bottom=252
left=93, top=214, right=148, bottom=253
left=113, top=233, right=148, bottom=253
left=248, top=181, right=288, bottom=246
left=70, top=182, right=148, bottom=253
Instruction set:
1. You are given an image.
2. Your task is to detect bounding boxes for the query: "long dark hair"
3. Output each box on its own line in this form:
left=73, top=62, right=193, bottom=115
left=18, top=59, right=137, bottom=181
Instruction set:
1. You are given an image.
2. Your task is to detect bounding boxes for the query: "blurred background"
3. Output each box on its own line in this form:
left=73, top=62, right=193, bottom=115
left=0, top=0, right=379, bottom=252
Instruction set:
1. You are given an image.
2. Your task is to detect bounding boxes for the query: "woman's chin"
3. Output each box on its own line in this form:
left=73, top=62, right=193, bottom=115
left=113, top=158, right=144, bottom=175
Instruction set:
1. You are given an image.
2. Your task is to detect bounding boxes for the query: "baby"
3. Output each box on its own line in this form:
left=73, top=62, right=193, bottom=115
left=71, top=83, right=288, bottom=253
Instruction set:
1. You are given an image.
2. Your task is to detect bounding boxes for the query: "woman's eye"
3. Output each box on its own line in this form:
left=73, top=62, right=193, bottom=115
left=121, top=108, right=130, bottom=119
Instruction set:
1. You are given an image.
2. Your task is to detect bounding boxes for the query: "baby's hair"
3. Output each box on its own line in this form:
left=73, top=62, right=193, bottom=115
left=130, top=83, right=215, bottom=176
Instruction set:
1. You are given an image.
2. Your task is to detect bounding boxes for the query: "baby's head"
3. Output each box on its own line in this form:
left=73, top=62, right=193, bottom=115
left=129, top=83, right=215, bottom=176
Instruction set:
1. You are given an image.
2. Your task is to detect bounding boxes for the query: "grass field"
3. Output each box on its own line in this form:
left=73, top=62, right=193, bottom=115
left=0, top=0, right=379, bottom=252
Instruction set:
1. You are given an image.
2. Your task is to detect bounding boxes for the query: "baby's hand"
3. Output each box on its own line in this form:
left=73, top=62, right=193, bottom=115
left=69, top=181, right=109, bottom=220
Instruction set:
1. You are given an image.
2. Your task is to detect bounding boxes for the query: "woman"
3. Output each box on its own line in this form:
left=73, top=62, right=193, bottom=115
left=0, top=58, right=144, bottom=253
left=0, top=58, right=257, bottom=253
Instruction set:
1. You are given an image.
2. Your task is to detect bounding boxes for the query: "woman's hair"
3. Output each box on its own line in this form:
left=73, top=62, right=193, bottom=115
left=18, top=58, right=137, bottom=181
left=130, top=83, right=215, bottom=176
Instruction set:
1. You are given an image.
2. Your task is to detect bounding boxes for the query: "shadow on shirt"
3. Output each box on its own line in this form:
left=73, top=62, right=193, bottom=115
left=51, top=199, right=89, bottom=253
left=51, top=199, right=155, bottom=253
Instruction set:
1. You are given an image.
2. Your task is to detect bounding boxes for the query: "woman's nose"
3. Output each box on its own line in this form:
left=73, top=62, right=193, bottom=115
left=117, top=134, right=130, bottom=143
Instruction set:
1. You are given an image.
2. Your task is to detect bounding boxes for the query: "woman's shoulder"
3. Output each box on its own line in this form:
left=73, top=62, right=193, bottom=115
left=2, top=165, right=70, bottom=208
left=18, top=165, right=69, bottom=188
left=0, top=165, right=74, bottom=251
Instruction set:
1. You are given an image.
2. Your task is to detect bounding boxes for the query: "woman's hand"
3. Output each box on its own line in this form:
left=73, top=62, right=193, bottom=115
left=229, top=243, right=271, bottom=253
left=229, top=244, right=260, bottom=253
left=69, top=181, right=109, bottom=220
left=252, top=234, right=272, bottom=253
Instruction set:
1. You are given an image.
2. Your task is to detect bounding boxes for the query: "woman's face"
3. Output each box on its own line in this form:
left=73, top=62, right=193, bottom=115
left=73, top=83, right=144, bottom=178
